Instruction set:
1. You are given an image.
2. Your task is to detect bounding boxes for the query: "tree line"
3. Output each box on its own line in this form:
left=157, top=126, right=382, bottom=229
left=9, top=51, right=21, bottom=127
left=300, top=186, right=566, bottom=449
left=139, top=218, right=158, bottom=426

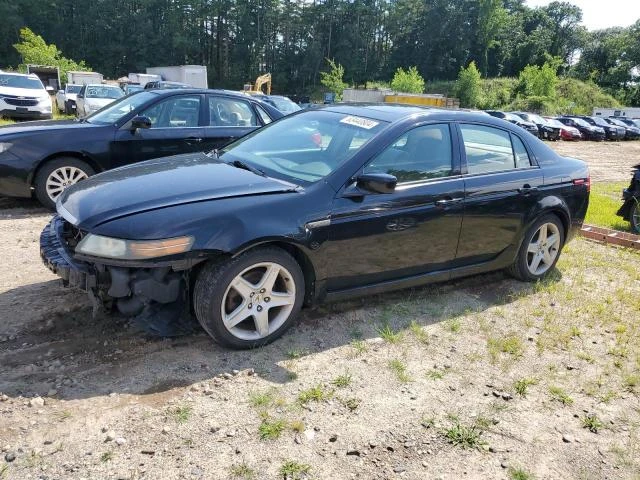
left=1, top=0, right=639, bottom=105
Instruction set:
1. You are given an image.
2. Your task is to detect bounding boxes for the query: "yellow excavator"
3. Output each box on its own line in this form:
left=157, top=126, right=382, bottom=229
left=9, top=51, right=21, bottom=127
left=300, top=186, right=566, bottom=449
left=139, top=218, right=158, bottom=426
left=243, top=73, right=271, bottom=95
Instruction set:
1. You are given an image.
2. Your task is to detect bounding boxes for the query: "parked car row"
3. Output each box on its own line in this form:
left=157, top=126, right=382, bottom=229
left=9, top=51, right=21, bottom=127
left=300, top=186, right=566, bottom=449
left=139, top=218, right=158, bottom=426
left=485, top=110, right=640, bottom=142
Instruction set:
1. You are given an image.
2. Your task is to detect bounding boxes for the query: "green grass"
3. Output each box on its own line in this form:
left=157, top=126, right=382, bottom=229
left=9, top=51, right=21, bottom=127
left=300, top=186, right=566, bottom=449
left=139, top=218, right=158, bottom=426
left=514, top=377, right=538, bottom=396
left=258, top=418, right=286, bottom=440
left=174, top=405, right=192, bottom=423
left=230, top=463, right=256, bottom=479
left=584, top=182, right=631, bottom=231
left=331, top=373, right=352, bottom=388
left=549, top=386, right=574, bottom=405
left=100, top=451, right=114, bottom=462
left=508, top=467, right=534, bottom=480
left=443, top=422, right=486, bottom=449
left=279, top=460, right=311, bottom=479
left=582, top=413, right=604, bottom=433
left=248, top=390, right=276, bottom=408
left=388, top=359, right=411, bottom=383
left=377, top=323, right=402, bottom=343
left=297, top=385, right=328, bottom=404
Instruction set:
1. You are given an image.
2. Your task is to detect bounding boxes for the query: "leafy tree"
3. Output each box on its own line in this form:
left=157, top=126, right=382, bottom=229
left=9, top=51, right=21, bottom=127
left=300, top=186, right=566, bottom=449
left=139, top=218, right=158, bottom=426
left=390, top=66, right=424, bottom=94
left=455, top=61, right=483, bottom=108
left=476, top=0, right=508, bottom=77
left=320, top=58, right=348, bottom=100
left=516, top=57, right=561, bottom=98
left=13, top=27, right=90, bottom=84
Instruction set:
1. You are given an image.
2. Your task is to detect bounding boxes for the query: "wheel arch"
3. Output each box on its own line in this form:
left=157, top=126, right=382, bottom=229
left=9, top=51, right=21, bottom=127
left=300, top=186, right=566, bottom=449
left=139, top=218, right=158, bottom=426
left=29, top=152, right=101, bottom=188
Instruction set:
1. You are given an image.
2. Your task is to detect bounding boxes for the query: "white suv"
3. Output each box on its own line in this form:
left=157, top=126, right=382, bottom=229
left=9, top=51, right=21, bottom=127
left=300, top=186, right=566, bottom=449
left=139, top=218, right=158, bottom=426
left=0, top=71, right=53, bottom=120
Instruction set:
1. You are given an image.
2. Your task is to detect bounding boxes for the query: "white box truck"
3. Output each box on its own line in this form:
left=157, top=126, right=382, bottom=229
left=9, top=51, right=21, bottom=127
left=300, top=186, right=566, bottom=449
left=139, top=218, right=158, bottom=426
left=128, top=73, right=161, bottom=87
left=67, top=71, right=104, bottom=85
left=145, top=65, right=208, bottom=88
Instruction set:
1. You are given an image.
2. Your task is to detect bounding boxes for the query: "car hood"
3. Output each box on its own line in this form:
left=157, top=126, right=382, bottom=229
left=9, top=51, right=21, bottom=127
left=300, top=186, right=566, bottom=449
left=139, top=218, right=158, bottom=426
left=0, top=119, right=102, bottom=137
left=58, top=152, right=299, bottom=230
left=0, top=86, right=48, bottom=99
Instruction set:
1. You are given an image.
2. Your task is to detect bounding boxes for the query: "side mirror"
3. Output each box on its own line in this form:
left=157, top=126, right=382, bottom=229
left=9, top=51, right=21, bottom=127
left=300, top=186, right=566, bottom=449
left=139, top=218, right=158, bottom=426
left=131, top=115, right=152, bottom=130
left=356, top=173, right=397, bottom=194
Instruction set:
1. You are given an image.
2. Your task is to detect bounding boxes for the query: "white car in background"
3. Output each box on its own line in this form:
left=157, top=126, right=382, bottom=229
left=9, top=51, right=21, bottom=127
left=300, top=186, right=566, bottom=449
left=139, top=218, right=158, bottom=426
left=75, top=84, right=124, bottom=117
left=55, top=84, right=82, bottom=114
left=0, top=71, right=52, bottom=120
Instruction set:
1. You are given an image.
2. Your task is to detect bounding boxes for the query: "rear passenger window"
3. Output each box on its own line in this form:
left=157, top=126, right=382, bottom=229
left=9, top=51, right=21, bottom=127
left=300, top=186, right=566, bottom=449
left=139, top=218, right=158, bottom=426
left=460, top=124, right=531, bottom=174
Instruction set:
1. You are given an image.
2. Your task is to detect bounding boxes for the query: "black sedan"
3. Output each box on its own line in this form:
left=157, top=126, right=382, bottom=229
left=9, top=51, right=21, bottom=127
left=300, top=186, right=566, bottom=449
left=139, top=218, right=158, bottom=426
left=0, top=89, right=282, bottom=208
left=512, top=112, right=560, bottom=141
left=41, top=105, right=590, bottom=349
left=557, top=117, right=605, bottom=141
left=485, top=111, right=540, bottom=137
left=577, top=115, right=623, bottom=140
left=604, top=117, right=640, bottom=140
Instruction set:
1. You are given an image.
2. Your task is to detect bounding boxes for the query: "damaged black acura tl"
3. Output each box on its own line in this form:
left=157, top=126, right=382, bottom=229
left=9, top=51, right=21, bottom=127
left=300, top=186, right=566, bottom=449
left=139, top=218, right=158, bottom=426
left=41, top=105, right=590, bottom=348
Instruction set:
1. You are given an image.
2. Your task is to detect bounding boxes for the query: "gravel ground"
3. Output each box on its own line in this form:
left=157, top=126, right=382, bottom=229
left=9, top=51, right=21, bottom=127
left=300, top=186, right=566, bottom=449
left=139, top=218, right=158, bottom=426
left=0, top=142, right=639, bottom=480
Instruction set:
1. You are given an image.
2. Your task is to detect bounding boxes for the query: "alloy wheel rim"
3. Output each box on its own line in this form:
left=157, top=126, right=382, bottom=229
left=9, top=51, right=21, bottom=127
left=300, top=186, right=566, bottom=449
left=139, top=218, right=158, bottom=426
left=46, top=167, right=88, bottom=202
left=221, top=262, right=296, bottom=341
left=526, top=222, right=561, bottom=276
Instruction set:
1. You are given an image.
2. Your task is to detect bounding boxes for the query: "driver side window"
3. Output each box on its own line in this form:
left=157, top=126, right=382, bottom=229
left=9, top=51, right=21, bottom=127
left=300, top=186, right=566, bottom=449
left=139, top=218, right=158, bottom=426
left=363, top=124, right=454, bottom=183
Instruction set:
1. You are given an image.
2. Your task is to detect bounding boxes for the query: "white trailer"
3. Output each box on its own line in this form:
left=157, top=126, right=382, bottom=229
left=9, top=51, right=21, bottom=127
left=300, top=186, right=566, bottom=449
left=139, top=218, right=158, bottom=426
left=145, top=65, right=208, bottom=88
left=67, top=71, right=103, bottom=85
left=593, top=107, right=640, bottom=119
left=127, top=73, right=161, bottom=87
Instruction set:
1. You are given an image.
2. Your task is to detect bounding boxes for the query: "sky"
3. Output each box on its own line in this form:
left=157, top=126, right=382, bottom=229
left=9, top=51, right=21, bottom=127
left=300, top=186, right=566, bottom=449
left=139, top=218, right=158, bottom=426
left=526, top=0, right=640, bottom=30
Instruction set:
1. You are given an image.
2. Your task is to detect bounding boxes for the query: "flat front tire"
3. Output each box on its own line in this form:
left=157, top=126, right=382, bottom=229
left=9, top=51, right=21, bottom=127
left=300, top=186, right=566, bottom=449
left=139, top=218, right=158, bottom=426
left=34, top=158, right=95, bottom=209
left=507, top=214, right=565, bottom=282
left=193, top=247, right=305, bottom=349
left=630, top=201, right=640, bottom=234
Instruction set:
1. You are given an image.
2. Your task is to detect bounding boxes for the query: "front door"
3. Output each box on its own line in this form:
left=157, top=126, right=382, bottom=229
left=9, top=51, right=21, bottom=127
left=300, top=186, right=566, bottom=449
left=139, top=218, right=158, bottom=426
left=325, top=123, right=465, bottom=291
left=111, top=94, right=205, bottom=168
left=454, top=123, right=545, bottom=266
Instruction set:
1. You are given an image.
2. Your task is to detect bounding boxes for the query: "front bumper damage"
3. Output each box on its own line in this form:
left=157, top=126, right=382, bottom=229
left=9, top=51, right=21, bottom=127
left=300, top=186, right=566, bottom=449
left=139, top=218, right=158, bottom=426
left=40, top=216, right=198, bottom=336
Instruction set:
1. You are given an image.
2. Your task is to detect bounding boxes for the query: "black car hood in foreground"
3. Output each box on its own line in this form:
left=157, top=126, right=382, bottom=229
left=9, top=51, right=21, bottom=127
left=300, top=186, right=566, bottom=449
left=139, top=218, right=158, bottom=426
left=58, top=152, right=299, bottom=230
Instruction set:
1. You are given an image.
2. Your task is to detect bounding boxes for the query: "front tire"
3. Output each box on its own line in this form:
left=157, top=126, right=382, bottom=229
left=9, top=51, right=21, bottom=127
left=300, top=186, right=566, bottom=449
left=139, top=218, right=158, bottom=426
left=193, top=247, right=305, bottom=349
left=507, top=214, right=565, bottom=282
left=34, top=158, right=95, bottom=209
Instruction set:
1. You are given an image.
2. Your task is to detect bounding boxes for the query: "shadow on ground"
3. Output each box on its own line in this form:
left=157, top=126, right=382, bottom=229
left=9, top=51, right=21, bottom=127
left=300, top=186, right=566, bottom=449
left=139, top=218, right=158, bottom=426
left=0, top=269, right=561, bottom=401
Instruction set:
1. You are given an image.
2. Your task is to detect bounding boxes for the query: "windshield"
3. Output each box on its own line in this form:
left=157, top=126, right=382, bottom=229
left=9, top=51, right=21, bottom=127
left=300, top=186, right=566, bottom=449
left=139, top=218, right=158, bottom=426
left=0, top=74, right=44, bottom=90
left=591, top=117, right=609, bottom=127
left=86, top=91, right=157, bottom=125
left=66, top=85, right=82, bottom=93
left=546, top=119, right=565, bottom=128
left=267, top=97, right=302, bottom=114
left=568, top=117, right=591, bottom=128
left=504, top=112, right=522, bottom=123
left=221, top=110, right=388, bottom=184
left=86, top=86, right=124, bottom=99
left=608, top=118, right=627, bottom=127
left=127, top=85, right=143, bottom=93
left=528, top=114, right=545, bottom=124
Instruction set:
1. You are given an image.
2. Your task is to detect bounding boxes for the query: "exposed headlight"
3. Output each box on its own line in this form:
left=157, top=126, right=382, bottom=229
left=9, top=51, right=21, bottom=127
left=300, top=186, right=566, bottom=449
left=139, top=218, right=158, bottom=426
left=76, top=234, right=194, bottom=260
left=0, top=142, right=13, bottom=154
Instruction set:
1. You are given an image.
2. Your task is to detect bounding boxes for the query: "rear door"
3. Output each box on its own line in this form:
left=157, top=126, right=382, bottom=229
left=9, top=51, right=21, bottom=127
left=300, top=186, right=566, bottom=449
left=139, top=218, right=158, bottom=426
left=111, top=93, right=205, bottom=167
left=201, top=95, right=261, bottom=151
left=454, top=123, right=544, bottom=267
left=325, top=123, right=465, bottom=291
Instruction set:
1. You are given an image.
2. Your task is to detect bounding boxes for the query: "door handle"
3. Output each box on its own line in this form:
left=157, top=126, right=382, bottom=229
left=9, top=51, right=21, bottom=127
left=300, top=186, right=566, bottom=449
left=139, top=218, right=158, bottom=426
left=186, top=137, right=203, bottom=143
left=435, top=197, right=463, bottom=208
left=518, top=184, right=539, bottom=195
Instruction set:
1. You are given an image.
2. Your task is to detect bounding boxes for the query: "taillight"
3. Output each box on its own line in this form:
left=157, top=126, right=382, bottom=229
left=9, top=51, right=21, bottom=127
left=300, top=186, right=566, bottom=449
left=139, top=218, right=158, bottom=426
left=573, top=176, right=590, bottom=192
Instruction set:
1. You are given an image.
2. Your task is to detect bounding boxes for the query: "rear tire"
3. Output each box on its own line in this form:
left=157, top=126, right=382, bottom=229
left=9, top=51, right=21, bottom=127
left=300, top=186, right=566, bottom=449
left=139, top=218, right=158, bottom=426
left=34, top=157, right=95, bottom=209
left=631, top=201, right=640, bottom=234
left=507, top=214, right=565, bottom=282
left=193, top=247, right=304, bottom=349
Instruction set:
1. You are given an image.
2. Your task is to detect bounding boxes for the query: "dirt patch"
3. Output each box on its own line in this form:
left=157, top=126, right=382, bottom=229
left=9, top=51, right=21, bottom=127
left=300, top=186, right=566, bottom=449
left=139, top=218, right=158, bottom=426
left=1, top=142, right=639, bottom=479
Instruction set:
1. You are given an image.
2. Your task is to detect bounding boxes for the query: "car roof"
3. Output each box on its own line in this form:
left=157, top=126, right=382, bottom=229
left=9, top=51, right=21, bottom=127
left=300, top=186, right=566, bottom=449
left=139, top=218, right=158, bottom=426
left=146, top=88, right=271, bottom=101
left=0, top=71, right=38, bottom=78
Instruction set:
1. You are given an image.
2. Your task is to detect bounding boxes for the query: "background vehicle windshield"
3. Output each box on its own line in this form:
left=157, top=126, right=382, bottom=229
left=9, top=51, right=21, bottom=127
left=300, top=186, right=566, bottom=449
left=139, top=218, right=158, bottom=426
left=267, top=97, right=301, bottom=114
left=591, top=117, right=609, bottom=127
left=504, top=112, right=522, bottom=122
left=86, top=86, right=124, bottom=99
left=570, top=117, right=591, bottom=127
left=66, top=85, right=82, bottom=93
left=86, top=91, right=156, bottom=125
left=0, top=74, right=44, bottom=90
left=222, top=110, right=388, bottom=183
left=546, top=119, right=565, bottom=128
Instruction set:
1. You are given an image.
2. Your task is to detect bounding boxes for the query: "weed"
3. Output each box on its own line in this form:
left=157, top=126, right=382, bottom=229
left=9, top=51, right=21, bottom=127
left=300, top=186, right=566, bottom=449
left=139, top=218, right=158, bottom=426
left=298, top=385, right=328, bottom=404
left=350, top=339, right=368, bottom=356
left=287, top=371, right=299, bottom=381
left=443, top=422, right=486, bottom=449
left=514, top=377, right=537, bottom=396
left=549, top=386, right=574, bottom=405
left=289, top=419, right=305, bottom=433
left=259, top=418, right=286, bottom=440
left=576, top=351, right=595, bottom=363
left=57, top=410, right=72, bottom=421
left=378, top=323, right=402, bottom=343
left=287, top=348, right=308, bottom=359
left=388, top=359, right=411, bottom=382
left=230, top=463, right=256, bottom=479
left=508, top=467, right=534, bottom=480
left=488, top=335, right=524, bottom=360
left=409, top=320, right=430, bottom=344
left=445, top=318, right=461, bottom=333
left=582, top=413, right=604, bottom=433
left=280, top=460, right=311, bottom=479
left=341, top=397, right=361, bottom=411
left=101, top=451, right=114, bottom=462
left=331, top=373, right=352, bottom=388
left=623, top=374, right=638, bottom=392
left=174, top=405, right=192, bottom=423
left=249, top=390, right=275, bottom=408
left=426, top=369, right=445, bottom=380
left=421, top=416, right=436, bottom=429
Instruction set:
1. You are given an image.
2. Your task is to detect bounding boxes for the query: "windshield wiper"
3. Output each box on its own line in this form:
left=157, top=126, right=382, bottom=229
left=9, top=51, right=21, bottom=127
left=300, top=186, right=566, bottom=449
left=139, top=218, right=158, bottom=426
left=229, top=159, right=267, bottom=177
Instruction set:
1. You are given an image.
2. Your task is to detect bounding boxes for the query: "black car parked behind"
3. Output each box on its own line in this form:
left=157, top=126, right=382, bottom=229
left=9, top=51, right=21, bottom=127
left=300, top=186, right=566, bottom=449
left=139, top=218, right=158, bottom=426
left=557, top=117, right=605, bottom=141
left=41, top=105, right=591, bottom=349
left=0, top=89, right=283, bottom=208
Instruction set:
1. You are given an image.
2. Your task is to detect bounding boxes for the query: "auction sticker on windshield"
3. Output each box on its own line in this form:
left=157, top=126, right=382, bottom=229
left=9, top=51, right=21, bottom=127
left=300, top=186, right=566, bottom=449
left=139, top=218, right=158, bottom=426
left=340, top=115, right=380, bottom=129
